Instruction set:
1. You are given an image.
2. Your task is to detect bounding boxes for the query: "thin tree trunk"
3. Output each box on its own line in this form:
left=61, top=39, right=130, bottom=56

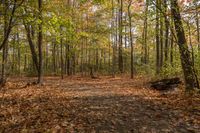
left=159, top=0, right=163, bottom=68
left=187, top=21, right=195, bottom=65
left=111, top=0, right=116, bottom=78
left=46, top=42, right=48, bottom=72
left=38, top=0, right=43, bottom=84
left=143, top=0, right=149, bottom=64
left=170, top=13, right=175, bottom=66
left=1, top=42, right=8, bottom=84
left=72, top=52, right=76, bottom=75
left=96, top=48, right=99, bottom=72
left=52, top=39, right=56, bottom=74
left=164, top=0, right=169, bottom=62
left=128, top=0, right=134, bottom=79
left=24, top=47, right=27, bottom=72
left=67, top=44, right=70, bottom=76
left=0, top=0, right=20, bottom=51
left=194, top=0, right=200, bottom=50
left=60, top=26, right=64, bottom=79
left=118, top=0, right=123, bottom=73
left=170, top=32, right=174, bottom=66
left=1, top=1, right=10, bottom=84
left=156, top=0, right=160, bottom=73
left=80, top=41, right=83, bottom=75
left=12, top=35, right=16, bottom=73
left=108, top=35, right=111, bottom=73
left=24, top=24, right=39, bottom=72
left=17, top=32, right=21, bottom=74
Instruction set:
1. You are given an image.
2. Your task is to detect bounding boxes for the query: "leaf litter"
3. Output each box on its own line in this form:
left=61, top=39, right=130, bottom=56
left=0, top=76, right=199, bottom=132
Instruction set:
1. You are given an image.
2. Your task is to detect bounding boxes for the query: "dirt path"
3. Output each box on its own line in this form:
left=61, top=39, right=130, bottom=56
left=0, top=76, right=199, bottom=132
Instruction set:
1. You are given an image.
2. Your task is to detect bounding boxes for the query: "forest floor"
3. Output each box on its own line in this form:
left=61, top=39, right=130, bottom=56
left=0, top=76, right=200, bottom=133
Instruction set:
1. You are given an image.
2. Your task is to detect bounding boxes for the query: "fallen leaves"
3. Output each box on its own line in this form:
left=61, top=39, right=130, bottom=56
left=0, top=76, right=199, bottom=132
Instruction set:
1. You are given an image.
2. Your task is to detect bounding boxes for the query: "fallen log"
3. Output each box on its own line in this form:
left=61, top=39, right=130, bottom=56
left=150, top=77, right=182, bottom=90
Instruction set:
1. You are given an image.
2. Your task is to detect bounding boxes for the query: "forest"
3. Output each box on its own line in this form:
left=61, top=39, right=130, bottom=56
left=0, top=0, right=200, bottom=132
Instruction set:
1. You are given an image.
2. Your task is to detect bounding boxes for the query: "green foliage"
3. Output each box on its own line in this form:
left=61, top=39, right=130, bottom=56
left=0, top=0, right=199, bottom=85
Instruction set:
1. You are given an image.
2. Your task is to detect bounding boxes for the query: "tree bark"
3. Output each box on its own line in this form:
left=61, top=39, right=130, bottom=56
left=143, top=0, right=149, bottom=64
left=194, top=0, right=200, bottom=50
left=118, top=0, right=123, bottom=73
left=111, top=0, right=116, bottom=78
left=164, top=0, right=169, bottom=62
left=156, top=0, right=160, bottom=73
left=24, top=24, right=39, bottom=72
left=128, top=0, right=134, bottom=79
left=60, top=26, right=64, bottom=79
left=38, top=0, right=43, bottom=84
left=171, top=0, right=199, bottom=90
left=159, top=0, right=163, bottom=68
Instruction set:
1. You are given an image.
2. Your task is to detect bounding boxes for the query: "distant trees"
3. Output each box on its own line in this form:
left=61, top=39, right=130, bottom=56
left=0, top=0, right=24, bottom=84
left=23, top=0, right=43, bottom=84
left=0, top=0, right=199, bottom=91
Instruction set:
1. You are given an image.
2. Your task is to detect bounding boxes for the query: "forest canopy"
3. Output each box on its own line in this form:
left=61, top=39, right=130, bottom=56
left=0, top=0, right=200, bottom=132
left=0, top=0, right=200, bottom=91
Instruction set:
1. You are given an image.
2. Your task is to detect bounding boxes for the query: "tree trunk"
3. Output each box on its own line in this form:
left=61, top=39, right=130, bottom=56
left=1, top=3, right=7, bottom=84
left=52, top=39, right=56, bottom=74
left=128, top=0, right=134, bottom=79
left=156, top=0, right=160, bottom=73
left=170, top=14, right=175, bottom=66
left=164, top=0, right=169, bottom=62
left=17, top=32, right=21, bottom=74
left=194, top=0, right=200, bottom=50
left=159, top=0, right=163, bottom=68
left=118, top=0, right=123, bottom=73
left=143, top=0, right=149, bottom=64
left=60, top=26, right=64, bottom=79
left=171, top=0, right=199, bottom=90
left=24, top=24, right=39, bottom=72
left=80, top=41, right=83, bottom=75
left=187, top=21, right=195, bottom=65
left=38, top=0, right=43, bottom=84
left=67, top=44, right=70, bottom=76
left=0, top=0, right=19, bottom=51
left=1, top=42, right=8, bottom=85
left=112, top=0, right=116, bottom=78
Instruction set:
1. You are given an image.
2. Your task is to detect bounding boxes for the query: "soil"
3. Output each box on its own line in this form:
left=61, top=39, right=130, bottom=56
left=0, top=76, right=199, bottom=133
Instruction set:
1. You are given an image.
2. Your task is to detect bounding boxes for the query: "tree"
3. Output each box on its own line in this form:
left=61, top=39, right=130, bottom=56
left=0, top=0, right=24, bottom=50
left=60, top=26, right=64, bottom=79
left=24, top=24, right=39, bottom=73
left=159, top=0, right=164, bottom=69
left=37, top=0, right=43, bottom=84
left=164, top=0, right=169, bottom=62
left=194, top=0, right=200, bottom=50
left=170, top=0, right=199, bottom=90
left=0, top=0, right=24, bottom=85
left=118, top=0, right=123, bottom=73
left=128, top=0, right=134, bottom=79
left=142, top=0, right=149, bottom=64
left=156, top=0, right=160, bottom=74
